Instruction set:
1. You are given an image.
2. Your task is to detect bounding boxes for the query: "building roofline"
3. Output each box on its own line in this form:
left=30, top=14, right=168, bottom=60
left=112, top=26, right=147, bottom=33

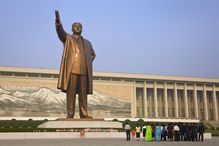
left=0, top=66, right=219, bottom=83
left=0, top=66, right=59, bottom=74
left=94, top=71, right=219, bottom=83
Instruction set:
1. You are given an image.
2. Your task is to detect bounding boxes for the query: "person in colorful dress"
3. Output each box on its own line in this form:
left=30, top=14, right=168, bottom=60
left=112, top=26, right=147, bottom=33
left=145, top=123, right=152, bottom=141
left=155, top=123, right=162, bottom=141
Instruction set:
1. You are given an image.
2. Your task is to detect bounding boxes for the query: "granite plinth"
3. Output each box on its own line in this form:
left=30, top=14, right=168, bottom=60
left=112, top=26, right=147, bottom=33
left=38, top=118, right=122, bottom=129
left=56, top=118, right=104, bottom=121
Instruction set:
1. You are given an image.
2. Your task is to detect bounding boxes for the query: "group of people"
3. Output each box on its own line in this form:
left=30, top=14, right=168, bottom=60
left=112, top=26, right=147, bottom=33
left=124, top=122, right=205, bottom=142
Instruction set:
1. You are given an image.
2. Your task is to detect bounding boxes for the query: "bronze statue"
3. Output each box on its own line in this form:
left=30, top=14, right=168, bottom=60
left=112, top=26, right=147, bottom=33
left=55, top=10, right=96, bottom=118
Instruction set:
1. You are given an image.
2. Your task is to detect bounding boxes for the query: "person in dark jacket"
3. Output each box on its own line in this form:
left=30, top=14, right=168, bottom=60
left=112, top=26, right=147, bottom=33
left=152, top=123, right=155, bottom=141
left=185, top=123, right=190, bottom=141
left=142, top=123, right=147, bottom=137
left=167, top=124, right=173, bottom=141
left=191, top=123, right=198, bottom=141
left=198, top=122, right=205, bottom=142
left=181, top=123, right=186, bottom=141
left=179, top=123, right=183, bottom=141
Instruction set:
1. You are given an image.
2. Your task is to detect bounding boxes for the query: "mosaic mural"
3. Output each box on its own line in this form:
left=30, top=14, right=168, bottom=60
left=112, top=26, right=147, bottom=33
left=0, top=86, right=131, bottom=118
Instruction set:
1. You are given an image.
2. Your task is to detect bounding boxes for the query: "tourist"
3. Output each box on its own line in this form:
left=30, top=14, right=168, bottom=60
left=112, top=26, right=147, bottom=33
left=191, top=123, right=198, bottom=141
left=198, top=122, right=205, bottom=142
left=124, top=122, right=131, bottom=141
left=160, top=124, right=164, bottom=140
left=161, top=124, right=167, bottom=141
left=135, top=124, right=141, bottom=141
left=189, top=123, right=194, bottom=141
left=152, top=123, right=155, bottom=141
left=142, top=123, right=147, bottom=137
left=173, top=123, right=180, bottom=141
left=155, top=123, right=162, bottom=141
left=167, top=123, right=173, bottom=141
left=179, top=123, right=183, bottom=141
left=185, top=123, right=190, bottom=141
left=181, top=123, right=186, bottom=141
left=145, top=123, right=152, bottom=141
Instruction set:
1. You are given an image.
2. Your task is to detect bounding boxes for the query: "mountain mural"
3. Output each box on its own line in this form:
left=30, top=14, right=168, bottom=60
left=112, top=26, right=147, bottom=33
left=0, top=87, right=131, bottom=117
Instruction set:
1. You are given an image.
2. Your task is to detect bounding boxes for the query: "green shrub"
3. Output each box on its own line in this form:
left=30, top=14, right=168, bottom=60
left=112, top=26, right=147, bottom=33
left=137, top=119, right=145, bottom=127
left=211, top=127, right=215, bottom=130
left=124, top=119, right=131, bottom=122
left=112, top=119, right=118, bottom=122
left=208, top=130, right=219, bottom=136
left=0, top=120, right=45, bottom=132
left=204, top=122, right=214, bottom=130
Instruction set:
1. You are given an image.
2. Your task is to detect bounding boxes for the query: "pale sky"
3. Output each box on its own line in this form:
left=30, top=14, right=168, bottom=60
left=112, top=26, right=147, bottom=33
left=0, top=0, right=219, bottom=78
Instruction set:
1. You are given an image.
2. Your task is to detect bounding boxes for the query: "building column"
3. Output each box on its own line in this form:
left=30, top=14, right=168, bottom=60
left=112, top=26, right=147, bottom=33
left=164, top=82, right=168, bottom=118
left=131, top=81, right=137, bottom=118
left=184, top=83, right=189, bottom=118
left=213, top=85, right=218, bottom=121
left=149, top=90, right=153, bottom=117
left=174, top=83, right=179, bottom=118
left=203, top=84, right=209, bottom=121
left=154, top=81, right=158, bottom=118
left=194, top=84, right=199, bottom=119
left=138, top=91, right=143, bottom=117
left=143, top=81, right=148, bottom=118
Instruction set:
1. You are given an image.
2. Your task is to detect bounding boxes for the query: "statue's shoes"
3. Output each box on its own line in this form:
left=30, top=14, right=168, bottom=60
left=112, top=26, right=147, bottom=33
left=80, top=115, right=93, bottom=119
left=66, top=115, right=74, bottom=118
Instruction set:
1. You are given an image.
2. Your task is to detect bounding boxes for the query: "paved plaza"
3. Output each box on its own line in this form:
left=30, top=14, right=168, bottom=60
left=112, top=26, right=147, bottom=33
left=0, top=138, right=218, bottom=146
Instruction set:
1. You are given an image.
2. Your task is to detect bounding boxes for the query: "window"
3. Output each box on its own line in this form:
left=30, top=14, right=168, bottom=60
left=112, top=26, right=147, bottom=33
left=0, top=71, right=13, bottom=76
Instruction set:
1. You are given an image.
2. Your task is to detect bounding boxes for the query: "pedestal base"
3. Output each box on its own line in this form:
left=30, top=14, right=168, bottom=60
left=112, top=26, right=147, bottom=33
left=56, top=118, right=104, bottom=121
left=38, top=118, right=122, bottom=129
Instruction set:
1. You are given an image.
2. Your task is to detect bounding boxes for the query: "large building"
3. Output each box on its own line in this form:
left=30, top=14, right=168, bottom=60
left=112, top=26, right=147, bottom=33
left=0, top=66, right=219, bottom=121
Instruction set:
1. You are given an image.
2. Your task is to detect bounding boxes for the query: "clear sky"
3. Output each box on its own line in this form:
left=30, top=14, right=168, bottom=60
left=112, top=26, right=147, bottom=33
left=0, top=0, right=219, bottom=78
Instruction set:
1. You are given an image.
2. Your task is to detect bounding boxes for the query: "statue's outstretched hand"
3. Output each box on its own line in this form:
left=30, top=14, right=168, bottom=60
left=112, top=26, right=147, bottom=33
left=55, top=10, right=61, bottom=23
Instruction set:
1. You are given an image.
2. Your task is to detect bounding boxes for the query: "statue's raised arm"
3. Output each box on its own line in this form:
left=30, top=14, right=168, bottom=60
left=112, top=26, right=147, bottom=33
left=55, top=10, right=66, bottom=42
left=55, top=10, right=61, bottom=24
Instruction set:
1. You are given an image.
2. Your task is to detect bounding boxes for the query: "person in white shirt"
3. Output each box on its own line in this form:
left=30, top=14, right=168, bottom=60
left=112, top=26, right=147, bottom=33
left=142, top=124, right=147, bottom=138
left=125, top=123, right=131, bottom=141
left=135, top=124, right=141, bottom=141
left=173, top=123, right=180, bottom=141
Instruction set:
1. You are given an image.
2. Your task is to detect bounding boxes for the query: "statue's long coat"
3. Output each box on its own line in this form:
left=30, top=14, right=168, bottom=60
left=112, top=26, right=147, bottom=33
left=57, top=34, right=95, bottom=94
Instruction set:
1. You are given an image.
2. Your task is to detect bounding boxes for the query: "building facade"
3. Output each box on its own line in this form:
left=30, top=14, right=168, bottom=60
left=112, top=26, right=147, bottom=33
left=0, top=67, right=219, bottom=121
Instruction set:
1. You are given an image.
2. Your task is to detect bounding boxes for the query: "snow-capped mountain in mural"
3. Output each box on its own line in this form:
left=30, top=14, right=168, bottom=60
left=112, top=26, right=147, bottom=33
left=0, top=94, right=31, bottom=106
left=0, top=88, right=10, bottom=94
left=0, top=87, right=131, bottom=117
left=12, top=91, right=28, bottom=97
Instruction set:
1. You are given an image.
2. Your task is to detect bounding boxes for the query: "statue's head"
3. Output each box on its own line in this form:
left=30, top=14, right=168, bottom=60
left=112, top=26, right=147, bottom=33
left=72, top=22, right=82, bottom=35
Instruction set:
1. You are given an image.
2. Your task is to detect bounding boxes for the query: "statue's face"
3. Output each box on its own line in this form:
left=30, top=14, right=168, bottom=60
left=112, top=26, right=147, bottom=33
left=72, top=22, right=82, bottom=35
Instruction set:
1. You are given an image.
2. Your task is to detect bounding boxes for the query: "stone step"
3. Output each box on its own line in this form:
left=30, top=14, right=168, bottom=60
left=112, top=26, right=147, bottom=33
left=38, top=120, right=122, bottom=129
left=56, top=118, right=104, bottom=121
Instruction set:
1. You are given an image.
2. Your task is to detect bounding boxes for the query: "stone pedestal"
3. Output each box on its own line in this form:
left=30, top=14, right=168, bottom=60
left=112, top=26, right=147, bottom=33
left=38, top=118, right=122, bottom=129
